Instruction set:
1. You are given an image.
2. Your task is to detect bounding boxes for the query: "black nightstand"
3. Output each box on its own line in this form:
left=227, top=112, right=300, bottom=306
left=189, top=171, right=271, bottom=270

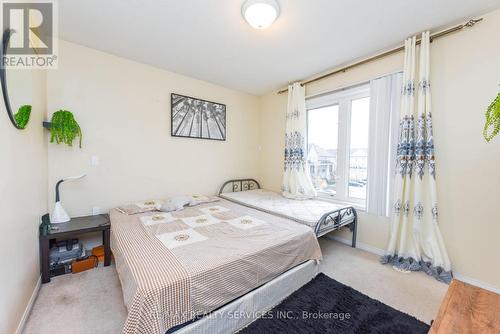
left=39, top=214, right=111, bottom=283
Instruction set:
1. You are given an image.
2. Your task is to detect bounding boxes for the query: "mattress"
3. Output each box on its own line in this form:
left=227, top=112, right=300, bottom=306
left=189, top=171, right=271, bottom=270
left=110, top=198, right=321, bottom=334
left=219, top=189, right=350, bottom=227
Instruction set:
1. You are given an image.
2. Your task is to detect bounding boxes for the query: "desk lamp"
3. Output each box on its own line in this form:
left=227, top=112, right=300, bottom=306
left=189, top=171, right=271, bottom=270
left=52, top=173, right=86, bottom=224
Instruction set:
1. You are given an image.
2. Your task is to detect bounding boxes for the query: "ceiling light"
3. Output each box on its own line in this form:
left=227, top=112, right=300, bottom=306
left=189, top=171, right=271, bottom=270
left=242, top=0, right=280, bottom=30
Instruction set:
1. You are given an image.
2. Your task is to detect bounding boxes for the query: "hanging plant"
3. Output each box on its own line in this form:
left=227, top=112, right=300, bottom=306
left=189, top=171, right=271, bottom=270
left=14, top=105, right=31, bottom=129
left=483, top=87, right=500, bottom=142
left=49, top=110, right=82, bottom=148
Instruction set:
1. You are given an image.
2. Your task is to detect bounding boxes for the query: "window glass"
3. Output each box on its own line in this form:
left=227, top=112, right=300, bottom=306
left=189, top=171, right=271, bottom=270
left=348, top=97, right=370, bottom=199
left=307, top=105, right=339, bottom=197
left=306, top=84, right=370, bottom=207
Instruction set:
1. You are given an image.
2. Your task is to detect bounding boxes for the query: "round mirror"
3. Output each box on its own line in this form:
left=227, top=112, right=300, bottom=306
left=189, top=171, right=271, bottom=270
left=1, top=29, right=33, bottom=129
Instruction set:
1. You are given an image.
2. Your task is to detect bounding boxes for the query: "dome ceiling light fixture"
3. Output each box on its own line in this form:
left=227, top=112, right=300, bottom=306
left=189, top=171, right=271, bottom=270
left=242, top=0, right=280, bottom=30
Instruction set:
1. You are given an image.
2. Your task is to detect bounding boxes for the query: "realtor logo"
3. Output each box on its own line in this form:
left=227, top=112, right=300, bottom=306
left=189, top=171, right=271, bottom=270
left=1, top=0, right=57, bottom=68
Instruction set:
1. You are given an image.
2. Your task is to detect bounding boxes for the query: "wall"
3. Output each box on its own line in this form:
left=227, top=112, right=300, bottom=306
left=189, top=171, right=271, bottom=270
left=0, top=70, right=47, bottom=334
left=259, top=8, right=500, bottom=289
left=47, top=41, right=261, bottom=217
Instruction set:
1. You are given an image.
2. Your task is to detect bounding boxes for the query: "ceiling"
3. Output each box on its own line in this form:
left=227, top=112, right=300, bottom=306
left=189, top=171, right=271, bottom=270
left=59, top=0, right=500, bottom=95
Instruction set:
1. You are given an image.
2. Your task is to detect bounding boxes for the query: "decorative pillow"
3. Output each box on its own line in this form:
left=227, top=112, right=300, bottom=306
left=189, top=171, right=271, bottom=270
left=156, top=195, right=193, bottom=212
left=189, top=195, right=219, bottom=206
left=117, top=195, right=219, bottom=215
left=117, top=199, right=163, bottom=215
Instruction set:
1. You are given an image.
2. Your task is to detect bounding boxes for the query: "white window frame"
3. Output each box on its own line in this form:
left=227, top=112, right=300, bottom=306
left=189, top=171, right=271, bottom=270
left=306, top=84, right=370, bottom=209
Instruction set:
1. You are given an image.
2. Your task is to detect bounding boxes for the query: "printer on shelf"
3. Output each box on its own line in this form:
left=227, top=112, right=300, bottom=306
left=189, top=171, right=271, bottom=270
left=49, top=239, right=84, bottom=265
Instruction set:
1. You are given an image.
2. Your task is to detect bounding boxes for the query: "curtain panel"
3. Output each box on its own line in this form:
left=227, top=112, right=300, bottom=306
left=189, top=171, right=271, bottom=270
left=282, top=83, right=317, bottom=199
left=366, top=72, right=403, bottom=216
left=380, top=33, right=452, bottom=283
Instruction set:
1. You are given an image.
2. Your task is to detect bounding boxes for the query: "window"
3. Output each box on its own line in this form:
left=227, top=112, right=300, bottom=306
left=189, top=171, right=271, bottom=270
left=307, top=84, right=370, bottom=207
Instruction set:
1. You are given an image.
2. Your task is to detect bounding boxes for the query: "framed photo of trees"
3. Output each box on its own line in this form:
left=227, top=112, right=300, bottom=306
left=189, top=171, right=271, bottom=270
left=171, top=93, right=226, bottom=141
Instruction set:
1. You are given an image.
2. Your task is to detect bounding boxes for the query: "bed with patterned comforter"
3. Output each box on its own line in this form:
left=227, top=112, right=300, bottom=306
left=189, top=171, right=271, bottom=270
left=110, top=198, right=322, bottom=334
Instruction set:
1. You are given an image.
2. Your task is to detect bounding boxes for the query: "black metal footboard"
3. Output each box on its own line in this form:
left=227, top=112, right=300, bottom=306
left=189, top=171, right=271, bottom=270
left=315, top=207, right=357, bottom=247
left=218, top=178, right=357, bottom=248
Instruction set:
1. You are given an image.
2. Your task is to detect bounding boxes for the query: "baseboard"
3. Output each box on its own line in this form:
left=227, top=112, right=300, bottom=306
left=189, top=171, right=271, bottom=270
left=15, top=275, right=41, bottom=334
left=326, top=234, right=385, bottom=256
left=326, top=235, right=500, bottom=294
left=453, top=273, right=500, bottom=294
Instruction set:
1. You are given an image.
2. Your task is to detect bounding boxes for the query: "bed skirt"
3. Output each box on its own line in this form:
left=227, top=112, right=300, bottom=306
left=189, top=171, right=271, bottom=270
left=171, top=260, right=320, bottom=334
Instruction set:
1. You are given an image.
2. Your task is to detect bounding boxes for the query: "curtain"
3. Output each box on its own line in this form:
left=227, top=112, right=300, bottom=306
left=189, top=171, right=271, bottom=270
left=380, top=32, right=452, bottom=283
left=366, top=72, right=403, bottom=216
left=282, top=83, right=317, bottom=199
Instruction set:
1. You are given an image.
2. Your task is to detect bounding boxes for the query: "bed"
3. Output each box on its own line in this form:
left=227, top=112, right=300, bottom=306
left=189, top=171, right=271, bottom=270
left=218, top=179, right=357, bottom=247
left=110, top=197, right=322, bottom=334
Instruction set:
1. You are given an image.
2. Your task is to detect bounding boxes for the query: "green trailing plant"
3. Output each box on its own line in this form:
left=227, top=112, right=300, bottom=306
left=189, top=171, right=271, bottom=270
left=14, top=105, right=31, bottom=129
left=483, top=87, right=500, bottom=142
left=50, top=110, right=82, bottom=148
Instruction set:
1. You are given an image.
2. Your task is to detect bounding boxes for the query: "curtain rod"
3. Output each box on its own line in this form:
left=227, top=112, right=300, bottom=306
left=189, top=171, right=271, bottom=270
left=305, top=69, right=403, bottom=100
left=277, top=18, right=483, bottom=95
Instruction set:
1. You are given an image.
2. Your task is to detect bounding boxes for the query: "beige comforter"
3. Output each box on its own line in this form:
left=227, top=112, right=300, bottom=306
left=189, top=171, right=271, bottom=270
left=110, top=198, right=322, bottom=334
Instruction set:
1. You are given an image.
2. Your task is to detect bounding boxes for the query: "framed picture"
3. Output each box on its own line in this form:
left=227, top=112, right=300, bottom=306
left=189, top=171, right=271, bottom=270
left=171, top=93, right=226, bottom=141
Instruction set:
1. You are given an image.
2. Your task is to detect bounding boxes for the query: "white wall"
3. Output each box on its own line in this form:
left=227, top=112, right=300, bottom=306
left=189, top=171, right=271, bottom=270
left=0, top=70, right=47, bottom=334
left=47, top=41, right=261, bottom=217
left=259, top=8, right=500, bottom=289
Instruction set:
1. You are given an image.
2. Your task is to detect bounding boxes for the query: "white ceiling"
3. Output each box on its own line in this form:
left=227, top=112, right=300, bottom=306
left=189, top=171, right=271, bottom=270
left=59, top=0, right=500, bottom=95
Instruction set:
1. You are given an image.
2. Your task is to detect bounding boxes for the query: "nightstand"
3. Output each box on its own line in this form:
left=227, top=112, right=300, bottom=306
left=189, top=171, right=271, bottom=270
left=39, top=214, right=111, bottom=283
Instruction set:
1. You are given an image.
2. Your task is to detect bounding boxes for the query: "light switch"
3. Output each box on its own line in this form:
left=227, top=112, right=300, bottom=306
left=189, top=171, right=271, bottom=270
left=91, top=155, right=99, bottom=166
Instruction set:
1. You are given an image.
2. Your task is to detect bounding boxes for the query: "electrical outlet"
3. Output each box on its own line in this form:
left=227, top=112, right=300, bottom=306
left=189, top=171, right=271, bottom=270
left=92, top=206, right=101, bottom=215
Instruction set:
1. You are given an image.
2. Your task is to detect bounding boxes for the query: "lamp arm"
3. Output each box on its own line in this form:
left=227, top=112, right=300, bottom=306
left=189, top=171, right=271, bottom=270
left=63, top=173, right=86, bottom=181
left=55, top=173, right=86, bottom=202
left=55, top=179, right=64, bottom=202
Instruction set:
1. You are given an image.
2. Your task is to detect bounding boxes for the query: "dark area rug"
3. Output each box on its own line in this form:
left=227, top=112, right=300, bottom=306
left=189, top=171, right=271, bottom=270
left=238, top=273, right=430, bottom=334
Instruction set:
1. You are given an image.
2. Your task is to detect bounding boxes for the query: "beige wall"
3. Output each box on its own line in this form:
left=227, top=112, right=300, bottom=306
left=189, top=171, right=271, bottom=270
left=259, top=8, right=500, bottom=289
left=47, top=41, right=261, bottom=217
left=5, top=11, right=498, bottom=331
left=0, top=70, right=47, bottom=334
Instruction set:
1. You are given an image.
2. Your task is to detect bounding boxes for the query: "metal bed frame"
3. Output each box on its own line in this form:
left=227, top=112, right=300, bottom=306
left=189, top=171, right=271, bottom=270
left=218, top=178, right=357, bottom=247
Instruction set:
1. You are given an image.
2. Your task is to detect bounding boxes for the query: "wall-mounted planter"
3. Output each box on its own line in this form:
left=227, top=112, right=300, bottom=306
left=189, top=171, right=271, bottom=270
left=42, top=110, right=83, bottom=148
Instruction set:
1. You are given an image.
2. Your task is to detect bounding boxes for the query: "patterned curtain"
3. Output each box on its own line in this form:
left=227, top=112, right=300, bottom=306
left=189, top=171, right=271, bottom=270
left=380, top=32, right=452, bottom=283
left=282, top=83, right=317, bottom=199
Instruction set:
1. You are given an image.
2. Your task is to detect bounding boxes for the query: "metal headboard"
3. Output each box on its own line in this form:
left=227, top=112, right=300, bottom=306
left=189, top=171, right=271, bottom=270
left=218, top=179, right=261, bottom=195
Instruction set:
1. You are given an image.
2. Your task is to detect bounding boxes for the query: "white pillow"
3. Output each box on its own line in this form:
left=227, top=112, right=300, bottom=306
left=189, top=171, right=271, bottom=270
left=156, top=195, right=192, bottom=212
left=155, top=195, right=219, bottom=212
left=189, top=195, right=219, bottom=206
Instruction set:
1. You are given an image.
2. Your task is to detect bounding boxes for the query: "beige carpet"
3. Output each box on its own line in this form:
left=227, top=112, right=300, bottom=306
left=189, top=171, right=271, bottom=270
left=23, top=238, right=448, bottom=334
left=318, top=238, right=448, bottom=324
left=23, top=264, right=127, bottom=334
